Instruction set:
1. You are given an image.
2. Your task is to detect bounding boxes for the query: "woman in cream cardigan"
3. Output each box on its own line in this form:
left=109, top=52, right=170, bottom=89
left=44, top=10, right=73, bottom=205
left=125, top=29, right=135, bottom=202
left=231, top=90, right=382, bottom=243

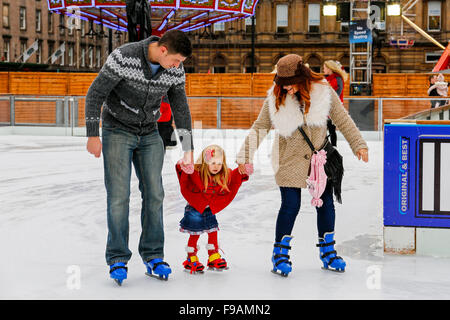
left=236, top=54, right=368, bottom=276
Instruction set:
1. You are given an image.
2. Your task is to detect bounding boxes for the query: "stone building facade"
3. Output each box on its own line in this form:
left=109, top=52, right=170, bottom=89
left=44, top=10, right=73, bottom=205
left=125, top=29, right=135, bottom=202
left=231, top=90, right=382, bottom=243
left=0, top=0, right=126, bottom=71
left=184, top=0, right=450, bottom=74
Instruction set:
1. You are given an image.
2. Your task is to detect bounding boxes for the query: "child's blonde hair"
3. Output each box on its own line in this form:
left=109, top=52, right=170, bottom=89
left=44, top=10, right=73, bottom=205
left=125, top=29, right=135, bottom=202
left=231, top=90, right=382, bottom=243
left=195, top=144, right=230, bottom=192
left=324, top=60, right=348, bottom=82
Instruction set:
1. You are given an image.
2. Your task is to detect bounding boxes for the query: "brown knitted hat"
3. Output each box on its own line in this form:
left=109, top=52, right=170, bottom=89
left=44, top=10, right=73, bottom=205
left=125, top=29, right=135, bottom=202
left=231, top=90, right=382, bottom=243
left=273, top=54, right=304, bottom=86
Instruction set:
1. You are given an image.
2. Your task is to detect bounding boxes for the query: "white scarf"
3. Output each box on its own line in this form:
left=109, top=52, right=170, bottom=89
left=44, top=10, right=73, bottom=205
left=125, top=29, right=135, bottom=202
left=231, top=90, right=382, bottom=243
left=267, top=80, right=332, bottom=137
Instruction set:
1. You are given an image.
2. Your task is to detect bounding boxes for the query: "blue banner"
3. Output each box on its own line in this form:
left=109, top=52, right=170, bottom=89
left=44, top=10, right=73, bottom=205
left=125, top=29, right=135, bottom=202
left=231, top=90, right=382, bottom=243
left=349, top=20, right=372, bottom=43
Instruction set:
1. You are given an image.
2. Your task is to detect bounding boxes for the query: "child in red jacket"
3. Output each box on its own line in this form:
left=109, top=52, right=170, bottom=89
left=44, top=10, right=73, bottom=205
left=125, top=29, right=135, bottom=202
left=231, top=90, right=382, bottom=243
left=176, top=144, right=253, bottom=274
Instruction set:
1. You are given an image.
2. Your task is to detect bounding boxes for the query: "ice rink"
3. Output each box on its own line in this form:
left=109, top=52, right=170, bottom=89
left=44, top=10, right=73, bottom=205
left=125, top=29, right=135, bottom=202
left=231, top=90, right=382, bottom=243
left=1, top=129, right=449, bottom=300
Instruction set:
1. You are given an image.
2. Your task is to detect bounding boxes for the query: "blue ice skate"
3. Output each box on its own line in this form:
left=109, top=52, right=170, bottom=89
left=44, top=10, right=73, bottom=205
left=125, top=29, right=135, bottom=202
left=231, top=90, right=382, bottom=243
left=271, top=235, right=293, bottom=277
left=109, top=262, right=127, bottom=286
left=317, top=232, right=346, bottom=272
left=144, top=258, right=171, bottom=281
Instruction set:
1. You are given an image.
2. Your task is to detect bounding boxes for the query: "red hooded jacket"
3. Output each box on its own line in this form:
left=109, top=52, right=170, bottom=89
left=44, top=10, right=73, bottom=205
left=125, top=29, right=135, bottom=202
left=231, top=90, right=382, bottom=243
left=176, top=163, right=249, bottom=214
left=325, top=73, right=344, bottom=103
left=158, top=97, right=172, bottom=122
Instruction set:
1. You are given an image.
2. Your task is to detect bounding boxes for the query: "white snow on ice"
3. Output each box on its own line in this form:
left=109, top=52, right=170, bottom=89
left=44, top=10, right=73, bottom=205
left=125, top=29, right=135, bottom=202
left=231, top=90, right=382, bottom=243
left=0, top=129, right=449, bottom=300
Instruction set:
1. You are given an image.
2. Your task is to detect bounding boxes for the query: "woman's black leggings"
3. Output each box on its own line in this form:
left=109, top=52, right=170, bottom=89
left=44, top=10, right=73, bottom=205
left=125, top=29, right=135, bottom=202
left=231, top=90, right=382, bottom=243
left=275, top=184, right=336, bottom=242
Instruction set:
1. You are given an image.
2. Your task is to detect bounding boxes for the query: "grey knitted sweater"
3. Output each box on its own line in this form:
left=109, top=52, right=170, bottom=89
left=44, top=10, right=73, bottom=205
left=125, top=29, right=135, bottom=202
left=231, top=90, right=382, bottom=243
left=85, top=36, right=193, bottom=151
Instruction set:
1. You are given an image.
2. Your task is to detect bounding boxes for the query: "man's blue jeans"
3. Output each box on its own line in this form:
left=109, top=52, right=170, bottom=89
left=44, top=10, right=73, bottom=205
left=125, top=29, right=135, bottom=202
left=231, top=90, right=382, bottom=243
left=102, top=126, right=165, bottom=265
left=275, top=183, right=336, bottom=242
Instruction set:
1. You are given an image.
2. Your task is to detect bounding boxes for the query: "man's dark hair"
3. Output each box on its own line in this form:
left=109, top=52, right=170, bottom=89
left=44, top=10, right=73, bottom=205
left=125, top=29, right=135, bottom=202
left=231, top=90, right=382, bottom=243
left=429, top=74, right=437, bottom=84
left=158, top=30, right=192, bottom=58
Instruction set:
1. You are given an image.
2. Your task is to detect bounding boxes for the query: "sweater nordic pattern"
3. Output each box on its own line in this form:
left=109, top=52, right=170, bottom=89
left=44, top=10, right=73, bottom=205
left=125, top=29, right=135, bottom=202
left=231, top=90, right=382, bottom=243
left=85, top=36, right=193, bottom=151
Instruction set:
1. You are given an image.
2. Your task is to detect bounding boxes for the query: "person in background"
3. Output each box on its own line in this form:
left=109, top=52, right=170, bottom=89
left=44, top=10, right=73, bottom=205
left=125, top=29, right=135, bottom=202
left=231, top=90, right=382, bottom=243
left=323, top=60, right=348, bottom=147
left=428, top=73, right=448, bottom=108
left=158, top=96, right=177, bottom=152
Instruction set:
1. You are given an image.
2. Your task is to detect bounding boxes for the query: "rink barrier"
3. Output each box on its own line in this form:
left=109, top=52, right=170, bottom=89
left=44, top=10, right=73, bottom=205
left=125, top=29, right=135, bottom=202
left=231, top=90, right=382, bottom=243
left=0, top=95, right=448, bottom=136
left=383, top=119, right=450, bottom=257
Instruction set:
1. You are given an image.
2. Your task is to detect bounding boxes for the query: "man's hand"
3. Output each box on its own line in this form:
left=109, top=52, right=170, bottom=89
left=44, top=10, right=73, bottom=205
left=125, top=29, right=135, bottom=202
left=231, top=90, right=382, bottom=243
left=177, top=150, right=194, bottom=174
left=182, top=150, right=194, bottom=165
left=356, top=148, right=369, bottom=163
left=87, top=137, right=102, bottom=158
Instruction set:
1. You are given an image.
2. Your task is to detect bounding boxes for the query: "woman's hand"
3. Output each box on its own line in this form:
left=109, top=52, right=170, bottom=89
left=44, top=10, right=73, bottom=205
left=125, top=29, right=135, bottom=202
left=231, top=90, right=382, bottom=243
left=356, top=148, right=369, bottom=162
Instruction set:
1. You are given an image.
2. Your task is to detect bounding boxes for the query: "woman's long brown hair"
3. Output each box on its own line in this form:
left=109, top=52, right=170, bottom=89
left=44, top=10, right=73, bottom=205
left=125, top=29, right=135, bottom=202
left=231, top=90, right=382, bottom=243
left=194, top=145, right=230, bottom=192
left=273, top=65, right=325, bottom=113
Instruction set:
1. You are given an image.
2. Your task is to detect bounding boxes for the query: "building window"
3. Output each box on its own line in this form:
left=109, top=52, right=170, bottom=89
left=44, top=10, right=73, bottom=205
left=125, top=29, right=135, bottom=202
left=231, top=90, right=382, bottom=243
left=96, top=46, right=101, bottom=68
left=308, top=3, right=321, bottom=33
left=428, top=1, right=441, bottom=31
left=3, top=4, right=9, bottom=28
left=81, top=20, right=86, bottom=37
left=48, top=42, right=54, bottom=63
left=88, top=46, right=94, bottom=68
left=59, top=42, right=65, bottom=66
left=425, top=52, right=442, bottom=64
left=19, top=7, right=27, bottom=30
left=2, top=39, right=10, bottom=62
left=276, top=4, right=288, bottom=33
left=245, top=17, right=255, bottom=34
left=213, top=22, right=225, bottom=32
left=212, top=54, right=226, bottom=73
left=306, top=55, right=321, bottom=73
left=68, top=21, right=74, bottom=35
left=244, top=55, right=257, bottom=73
left=68, top=43, right=74, bottom=66
left=20, top=40, right=27, bottom=59
left=183, top=56, right=195, bottom=73
left=59, top=15, right=65, bottom=35
left=81, top=47, right=86, bottom=67
left=36, top=10, right=42, bottom=32
left=48, top=12, right=53, bottom=33
left=36, top=42, right=42, bottom=64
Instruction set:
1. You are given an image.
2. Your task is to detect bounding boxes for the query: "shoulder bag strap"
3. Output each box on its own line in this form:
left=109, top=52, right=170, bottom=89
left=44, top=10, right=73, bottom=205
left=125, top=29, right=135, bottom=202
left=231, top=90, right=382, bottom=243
left=298, top=126, right=316, bottom=152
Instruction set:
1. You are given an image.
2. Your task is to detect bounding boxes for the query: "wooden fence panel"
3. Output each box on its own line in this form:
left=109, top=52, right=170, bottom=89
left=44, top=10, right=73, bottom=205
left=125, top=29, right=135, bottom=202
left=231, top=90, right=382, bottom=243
left=77, top=98, right=86, bottom=127
left=68, top=73, right=97, bottom=96
left=0, top=72, right=448, bottom=129
left=382, top=100, right=434, bottom=121
left=9, top=73, right=41, bottom=95
left=218, top=74, right=252, bottom=96
left=186, top=98, right=217, bottom=128
left=0, top=72, right=9, bottom=94
left=221, top=98, right=264, bottom=129
left=14, top=100, right=56, bottom=124
left=187, top=75, right=221, bottom=96
left=373, top=74, right=408, bottom=96
left=0, top=100, right=10, bottom=123
left=38, top=73, right=69, bottom=95
left=252, top=73, right=274, bottom=97
left=373, top=74, right=450, bottom=97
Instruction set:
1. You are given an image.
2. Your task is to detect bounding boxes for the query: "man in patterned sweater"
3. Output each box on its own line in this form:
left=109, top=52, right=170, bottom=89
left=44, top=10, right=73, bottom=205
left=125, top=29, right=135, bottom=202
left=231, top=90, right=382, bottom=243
left=85, top=30, right=193, bottom=283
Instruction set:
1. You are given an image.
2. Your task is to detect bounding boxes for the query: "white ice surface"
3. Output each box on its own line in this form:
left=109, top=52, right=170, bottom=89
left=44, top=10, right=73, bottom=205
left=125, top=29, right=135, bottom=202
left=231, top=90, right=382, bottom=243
left=0, top=129, right=450, bottom=300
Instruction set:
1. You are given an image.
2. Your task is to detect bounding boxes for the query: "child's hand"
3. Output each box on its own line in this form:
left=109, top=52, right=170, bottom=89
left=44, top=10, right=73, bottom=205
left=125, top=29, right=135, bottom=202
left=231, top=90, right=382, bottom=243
left=178, top=159, right=194, bottom=174
left=238, top=163, right=254, bottom=176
